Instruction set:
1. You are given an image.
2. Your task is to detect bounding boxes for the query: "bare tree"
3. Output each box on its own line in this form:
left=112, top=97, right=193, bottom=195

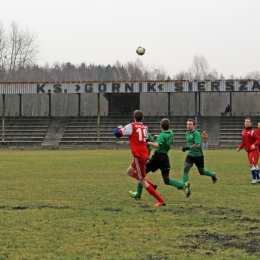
left=246, top=71, right=260, bottom=79
left=174, top=70, right=191, bottom=80
left=0, top=21, right=39, bottom=81
left=0, top=21, right=7, bottom=80
left=207, top=68, right=218, bottom=80
left=189, top=55, right=209, bottom=80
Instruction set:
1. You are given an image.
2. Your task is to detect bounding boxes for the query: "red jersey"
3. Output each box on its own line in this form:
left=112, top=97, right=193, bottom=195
left=119, top=122, right=149, bottom=158
left=238, top=128, right=260, bottom=152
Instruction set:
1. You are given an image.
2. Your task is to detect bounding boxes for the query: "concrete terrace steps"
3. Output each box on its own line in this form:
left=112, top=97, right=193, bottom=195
left=0, top=116, right=52, bottom=146
left=219, top=117, right=244, bottom=147
left=59, top=116, right=201, bottom=145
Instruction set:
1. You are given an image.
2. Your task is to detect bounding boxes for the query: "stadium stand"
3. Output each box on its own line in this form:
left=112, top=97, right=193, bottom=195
left=59, top=116, right=201, bottom=146
left=218, top=116, right=260, bottom=147
left=0, top=117, right=51, bottom=146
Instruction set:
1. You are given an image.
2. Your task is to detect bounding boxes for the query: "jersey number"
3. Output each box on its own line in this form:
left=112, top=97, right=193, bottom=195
left=136, top=128, right=147, bottom=142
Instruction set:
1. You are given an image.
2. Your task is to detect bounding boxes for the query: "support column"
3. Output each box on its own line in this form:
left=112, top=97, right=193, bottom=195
left=167, top=92, right=171, bottom=115
left=48, top=93, right=52, bottom=116
left=195, top=92, right=198, bottom=126
left=230, top=92, right=232, bottom=116
left=97, top=93, right=100, bottom=141
left=77, top=93, right=81, bottom=116
left=18, top=94, right=22, bottom=116
left=198, top=92, right=201, bottom=116
left=2, top=94, right=5, bottom=143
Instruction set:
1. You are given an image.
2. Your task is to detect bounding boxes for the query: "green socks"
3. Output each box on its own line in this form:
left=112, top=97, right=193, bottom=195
left=204, top=169, right=215, bottom=177
left=136, top=182, right=143, bottom=198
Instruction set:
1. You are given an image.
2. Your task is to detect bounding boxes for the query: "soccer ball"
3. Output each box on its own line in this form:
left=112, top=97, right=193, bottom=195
left=136, top=46, right=145, bottom=55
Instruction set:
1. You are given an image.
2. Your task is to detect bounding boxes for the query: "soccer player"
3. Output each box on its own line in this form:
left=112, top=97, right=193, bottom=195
left=255, top=122, right=260, bottom=181
left=114, top=110, right=166, bottom=206
left=237, top=117, right=260, bottom=184
left=128, top=118, right=186, bottom=200
left=169, top=119, right=217, bottom=198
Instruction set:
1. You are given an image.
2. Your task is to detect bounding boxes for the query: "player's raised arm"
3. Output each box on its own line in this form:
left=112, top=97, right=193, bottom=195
left=113, top=125, right=123, bottom=137
left=114, top=124, right=133, bottom=137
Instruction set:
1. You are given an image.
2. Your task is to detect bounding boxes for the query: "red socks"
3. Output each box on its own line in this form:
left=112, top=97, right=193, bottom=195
left=146, top=185, right=164, bottom=202
left=131, top=172, right=155, bottom=187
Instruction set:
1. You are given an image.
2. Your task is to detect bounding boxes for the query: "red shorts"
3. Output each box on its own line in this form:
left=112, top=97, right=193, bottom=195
left=248, top=149, right=259, bottom=165
left=131, top=157, right=147, bottom=179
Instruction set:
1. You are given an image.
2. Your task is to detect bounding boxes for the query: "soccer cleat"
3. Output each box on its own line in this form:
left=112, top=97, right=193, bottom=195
left=154, top=201, right=166, bottom=207
left=183, top=182, right=191, bottom=198
left=257, top=179, right=260, bottom=184
left=212, top=172, right=217, bottom=184
left=128, top=191, right=141, bottom=200
left=251, top=180, right=257, bottom=184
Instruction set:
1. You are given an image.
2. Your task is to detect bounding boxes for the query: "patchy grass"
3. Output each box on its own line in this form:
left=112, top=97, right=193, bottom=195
left=0, top=148, right=259, bottom=259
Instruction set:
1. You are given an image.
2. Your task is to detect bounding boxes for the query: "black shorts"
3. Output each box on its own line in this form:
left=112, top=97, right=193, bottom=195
left=185, top=155, right=204, bottom=169
left=146, top=153, right=170, bottom=172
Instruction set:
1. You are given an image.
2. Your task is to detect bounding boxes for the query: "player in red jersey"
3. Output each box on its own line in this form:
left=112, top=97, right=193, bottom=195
left=114, top=110, right=166, bottom=206
left=253, top=122, right=260, bottom=182
left=237, top=117, right=260, bottom=184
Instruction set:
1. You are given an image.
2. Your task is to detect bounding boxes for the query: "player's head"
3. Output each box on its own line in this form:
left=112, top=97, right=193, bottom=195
left=133, top=110, right=144, bottom=121
left=245, top=117, right=252, bottom=128
left=160, top=118, right=170, bottom=131
left=187, top=119, right=196, bottom=131
left=258, top=122, right=260, bottom=130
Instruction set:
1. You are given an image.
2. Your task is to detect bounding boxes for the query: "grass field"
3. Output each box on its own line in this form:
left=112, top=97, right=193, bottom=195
left=0, top=148, right=260, bottom=260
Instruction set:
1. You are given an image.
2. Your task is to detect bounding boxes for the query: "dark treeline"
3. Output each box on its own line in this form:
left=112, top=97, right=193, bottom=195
left=0, top=60, right=168, bottom=82
left=2, top=58, right=259, bottom=83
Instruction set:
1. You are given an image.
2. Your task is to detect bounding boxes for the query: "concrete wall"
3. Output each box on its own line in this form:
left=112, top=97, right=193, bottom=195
left=200, top=116, right=221, bottom=146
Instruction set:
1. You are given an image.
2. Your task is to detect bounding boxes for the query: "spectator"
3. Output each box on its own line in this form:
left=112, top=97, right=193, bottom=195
left=202, top=130, right=209, bottom=150
left=225, top=104, right=231, bottom=115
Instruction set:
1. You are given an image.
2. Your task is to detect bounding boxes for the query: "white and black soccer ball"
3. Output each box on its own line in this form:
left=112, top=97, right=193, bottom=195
left=136, top=46, right=145, bottom=56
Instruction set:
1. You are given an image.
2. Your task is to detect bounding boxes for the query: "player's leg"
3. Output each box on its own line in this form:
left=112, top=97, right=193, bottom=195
left=194, top=156, right=217, bottom=183
left=181, top=155, right=194, bottom=184
left=254, top=151, right=260, bottom=182
left=129, top=155, right=158, bottom=199
left=248, top=150, right=258, bottom=184
left=166, top=157, right=192, bottom=197
left=138, top=177, right=165, bottom=206
left=129, top=174, right=156, bottom=200
left=136, top=157, right=165, bottom=206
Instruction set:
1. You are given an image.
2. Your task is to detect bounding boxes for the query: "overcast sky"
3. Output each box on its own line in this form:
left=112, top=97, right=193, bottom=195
left=1, top=0, right=259, bottom=78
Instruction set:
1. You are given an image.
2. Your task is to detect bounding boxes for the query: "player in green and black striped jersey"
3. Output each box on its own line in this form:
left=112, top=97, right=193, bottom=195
left=170, top=119, right=217, bottom=198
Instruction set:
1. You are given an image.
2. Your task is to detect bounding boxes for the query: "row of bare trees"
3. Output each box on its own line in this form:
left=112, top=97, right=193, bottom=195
left=175, top=55, right=260, bottom=80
